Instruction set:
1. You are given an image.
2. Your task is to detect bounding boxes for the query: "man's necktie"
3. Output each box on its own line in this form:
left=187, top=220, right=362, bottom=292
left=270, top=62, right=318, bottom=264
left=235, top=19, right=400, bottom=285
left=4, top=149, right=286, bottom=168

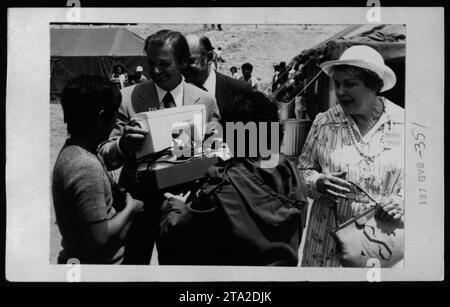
left=162, top=91, right=176, bottom=108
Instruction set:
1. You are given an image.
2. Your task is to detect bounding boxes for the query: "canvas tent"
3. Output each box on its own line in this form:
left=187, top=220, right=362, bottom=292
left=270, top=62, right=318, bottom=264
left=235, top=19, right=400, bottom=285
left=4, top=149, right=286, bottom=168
left=280, top=24, right=406, bottom=120
left=50, top=27, right=148, bottom=94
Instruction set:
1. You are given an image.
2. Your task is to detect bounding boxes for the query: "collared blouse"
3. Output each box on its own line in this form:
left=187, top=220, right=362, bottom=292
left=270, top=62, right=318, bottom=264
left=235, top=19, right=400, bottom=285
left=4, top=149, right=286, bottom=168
left=298, top=97, right=404, bottom=267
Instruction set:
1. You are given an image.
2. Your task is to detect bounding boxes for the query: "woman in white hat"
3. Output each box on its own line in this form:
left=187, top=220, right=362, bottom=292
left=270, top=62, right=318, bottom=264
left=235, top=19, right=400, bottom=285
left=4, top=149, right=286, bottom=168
left=298, top=45, right=404, bottom=267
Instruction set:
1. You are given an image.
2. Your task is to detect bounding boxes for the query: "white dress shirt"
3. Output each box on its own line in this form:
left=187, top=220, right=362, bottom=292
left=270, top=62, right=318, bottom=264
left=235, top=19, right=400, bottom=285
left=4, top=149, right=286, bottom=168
left=115, top=78, right=185, bottom=158
left=202, top=68, right=217, bottom=97
left=154, top=79, right=184, bottom=108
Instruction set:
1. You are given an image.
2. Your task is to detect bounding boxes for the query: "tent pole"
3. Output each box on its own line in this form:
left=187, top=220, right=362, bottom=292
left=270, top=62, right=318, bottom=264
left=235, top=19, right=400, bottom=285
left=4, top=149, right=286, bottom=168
left=278, top=68, right=323, bottom=115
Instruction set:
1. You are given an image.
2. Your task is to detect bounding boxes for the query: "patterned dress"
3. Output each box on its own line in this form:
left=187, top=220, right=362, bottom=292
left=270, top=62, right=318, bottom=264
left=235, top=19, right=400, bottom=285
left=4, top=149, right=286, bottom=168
left=298, top=97, right=404, bottom=267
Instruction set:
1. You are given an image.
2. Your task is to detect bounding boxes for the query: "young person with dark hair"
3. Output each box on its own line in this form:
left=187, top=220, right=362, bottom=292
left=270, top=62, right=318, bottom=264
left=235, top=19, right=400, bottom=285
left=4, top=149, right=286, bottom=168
left=110, top=64, right=128, bottom=90
left=158, top=91, right=307, bottom=266
left=239, top=62, right=259, bottom=91
left=230, top=66, right=239, bottom=79
left=272, top=64, right=280, bottom=92
left=276, top=61, right=289, bottom=87
left=220, top=91, right=284, bottom=157
left=52, top=74, right=144, bottom=264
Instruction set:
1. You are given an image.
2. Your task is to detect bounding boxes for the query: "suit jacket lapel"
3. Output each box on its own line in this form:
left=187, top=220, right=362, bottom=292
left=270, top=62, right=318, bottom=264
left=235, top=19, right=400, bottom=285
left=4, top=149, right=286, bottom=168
left=215, top=72, right=228, bottom=113
left=132, top=80, right=160, bottom=112
left=183, top=82, right=201, bottom=106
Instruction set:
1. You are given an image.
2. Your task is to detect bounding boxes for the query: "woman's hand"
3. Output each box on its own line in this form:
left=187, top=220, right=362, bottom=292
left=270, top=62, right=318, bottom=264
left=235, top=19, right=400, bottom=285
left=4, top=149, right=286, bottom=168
left=316, top=171, right=352, bottom=202
left=376, top=195, right=404, bottom=221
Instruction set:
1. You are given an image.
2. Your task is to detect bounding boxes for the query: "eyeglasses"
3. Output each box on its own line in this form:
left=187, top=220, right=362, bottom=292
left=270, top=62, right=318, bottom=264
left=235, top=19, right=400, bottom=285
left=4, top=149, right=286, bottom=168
left=188, top=52, right=212, bottom=66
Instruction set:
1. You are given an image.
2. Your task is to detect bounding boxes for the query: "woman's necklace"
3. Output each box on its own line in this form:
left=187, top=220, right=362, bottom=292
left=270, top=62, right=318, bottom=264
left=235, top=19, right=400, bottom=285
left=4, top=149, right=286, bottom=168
left=346, top=98, right=389, bottom=162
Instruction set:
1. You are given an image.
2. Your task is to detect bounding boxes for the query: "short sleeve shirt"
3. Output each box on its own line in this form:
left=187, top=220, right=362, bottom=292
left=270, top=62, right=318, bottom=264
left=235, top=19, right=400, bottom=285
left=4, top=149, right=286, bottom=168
left=52, top=142, right=124, bottom=264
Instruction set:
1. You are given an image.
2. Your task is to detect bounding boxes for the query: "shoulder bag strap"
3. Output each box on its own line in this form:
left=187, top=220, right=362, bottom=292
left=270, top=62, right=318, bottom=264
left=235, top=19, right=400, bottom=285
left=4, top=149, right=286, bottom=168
left=229, top=164, right=306, bottom=210
left=331, top=181, right=380, bottom=233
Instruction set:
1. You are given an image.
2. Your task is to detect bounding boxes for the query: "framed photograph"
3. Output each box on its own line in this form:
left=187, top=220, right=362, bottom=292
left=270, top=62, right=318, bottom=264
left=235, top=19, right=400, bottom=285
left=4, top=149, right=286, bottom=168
left=5, top=6, right=444, bottom=282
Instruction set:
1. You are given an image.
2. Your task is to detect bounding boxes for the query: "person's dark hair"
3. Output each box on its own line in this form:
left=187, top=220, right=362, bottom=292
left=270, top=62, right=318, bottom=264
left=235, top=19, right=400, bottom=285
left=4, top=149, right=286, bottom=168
left=279, top=61, right=286, bottom=69
left=274, top=65, right=280, bottom=71
left=241, top=62, right=253, bottom=72
left=113, top=64, right=124, bottom=74
left=61, top=74, right=121, bottom=138
left=230, top=66, right=237, bottom=73
left=144, top=30, right=190, bottom=67
left=220, top=91, right=283, bottom=158
left=331, top=64, right=384, bottom=93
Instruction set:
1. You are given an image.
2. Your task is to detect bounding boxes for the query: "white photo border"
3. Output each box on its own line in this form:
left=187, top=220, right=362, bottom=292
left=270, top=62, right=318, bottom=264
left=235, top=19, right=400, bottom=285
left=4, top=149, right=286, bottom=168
left=5, top=7, right=445, bottom=282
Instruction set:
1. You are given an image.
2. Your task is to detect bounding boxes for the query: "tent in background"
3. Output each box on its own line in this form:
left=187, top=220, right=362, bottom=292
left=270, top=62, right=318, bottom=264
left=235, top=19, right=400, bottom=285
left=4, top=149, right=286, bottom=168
left=291, top=24, right=406, bottom=120
left=50, top=27, right=148, bottom=94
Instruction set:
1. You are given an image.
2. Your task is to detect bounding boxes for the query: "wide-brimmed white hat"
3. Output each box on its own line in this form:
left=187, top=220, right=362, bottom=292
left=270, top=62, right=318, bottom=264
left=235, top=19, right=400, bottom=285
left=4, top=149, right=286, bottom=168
left=320, top=45, right=396, bottom=92
left=136, top=65, right=143, bottom=72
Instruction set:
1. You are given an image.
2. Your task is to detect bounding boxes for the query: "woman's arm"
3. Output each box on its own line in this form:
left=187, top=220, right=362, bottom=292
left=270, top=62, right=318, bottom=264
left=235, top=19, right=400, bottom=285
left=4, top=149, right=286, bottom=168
left=298, top=118, right=351, bottom=200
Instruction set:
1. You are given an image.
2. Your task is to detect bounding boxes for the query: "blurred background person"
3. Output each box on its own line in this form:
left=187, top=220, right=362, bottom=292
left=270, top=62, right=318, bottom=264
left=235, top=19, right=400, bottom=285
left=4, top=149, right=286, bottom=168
left=288, top=65, right=296, bottom=79
left=294, top=93, right=310, bottom=120
left=230, top=66, right=240, bottom=79
left=110, top=64, right=128, bottom=90
left=52, top=74, right=144, bottom=264
left=215, top=46, right=225, bottom=63
left=275, top=71, right=305, bottom=102
left=129, top=65, right=147, bottom=85
left=239, top=62, right=259, bottom=91
left=277, top=61, right=288, bottom=86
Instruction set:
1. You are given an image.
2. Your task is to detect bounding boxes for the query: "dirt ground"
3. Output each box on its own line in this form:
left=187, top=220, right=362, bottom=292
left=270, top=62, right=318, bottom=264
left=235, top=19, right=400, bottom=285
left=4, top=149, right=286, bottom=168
left=126, top=24, right=346, bottom=90
left=49, top=24, right=346, bottom=264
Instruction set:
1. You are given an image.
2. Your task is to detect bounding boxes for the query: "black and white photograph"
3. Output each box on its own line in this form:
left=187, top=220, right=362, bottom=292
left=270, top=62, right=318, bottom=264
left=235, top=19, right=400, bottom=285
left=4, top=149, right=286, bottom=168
left=5, top=6, right=444, bottom=282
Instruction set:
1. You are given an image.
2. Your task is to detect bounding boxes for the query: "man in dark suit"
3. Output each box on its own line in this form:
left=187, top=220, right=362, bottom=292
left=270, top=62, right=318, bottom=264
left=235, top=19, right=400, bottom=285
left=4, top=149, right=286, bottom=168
left=98, top=30, right=220, bottom=264
left=183, top=34, right=252, bottom=116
